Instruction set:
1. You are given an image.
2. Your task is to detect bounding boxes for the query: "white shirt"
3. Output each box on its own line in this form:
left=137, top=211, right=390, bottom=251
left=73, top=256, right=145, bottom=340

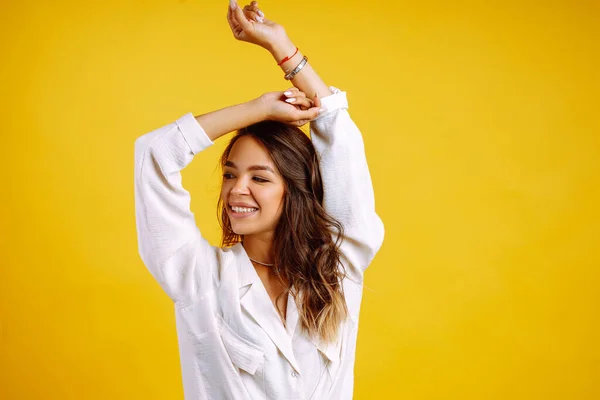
left=134, top=87, right=384, bottom=399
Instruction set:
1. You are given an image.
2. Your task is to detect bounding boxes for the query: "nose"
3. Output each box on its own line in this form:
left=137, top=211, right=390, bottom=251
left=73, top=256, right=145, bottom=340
left=230, top=176, right=250, bottom=196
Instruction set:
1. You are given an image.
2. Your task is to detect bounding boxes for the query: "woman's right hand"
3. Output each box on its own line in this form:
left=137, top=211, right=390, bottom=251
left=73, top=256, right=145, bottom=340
left=227, top=1, right=288, bottom=51
left=259, top=89, right=324, bottom=127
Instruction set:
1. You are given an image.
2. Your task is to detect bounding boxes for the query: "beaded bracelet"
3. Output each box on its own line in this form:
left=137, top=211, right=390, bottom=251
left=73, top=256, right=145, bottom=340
left=284, top=56, right=308, bottom=80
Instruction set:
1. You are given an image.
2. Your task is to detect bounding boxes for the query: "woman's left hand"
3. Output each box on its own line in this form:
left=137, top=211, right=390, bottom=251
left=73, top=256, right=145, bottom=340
left=227, top=1, right=288, bottom=50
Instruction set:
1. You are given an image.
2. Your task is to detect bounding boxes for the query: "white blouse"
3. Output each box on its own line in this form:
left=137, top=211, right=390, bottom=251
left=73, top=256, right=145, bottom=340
left=134, top=87, right=384, bottom=399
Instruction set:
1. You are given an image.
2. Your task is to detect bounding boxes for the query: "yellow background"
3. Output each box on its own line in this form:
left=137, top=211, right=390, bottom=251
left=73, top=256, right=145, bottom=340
left=1, top=0, right=599, bottom=398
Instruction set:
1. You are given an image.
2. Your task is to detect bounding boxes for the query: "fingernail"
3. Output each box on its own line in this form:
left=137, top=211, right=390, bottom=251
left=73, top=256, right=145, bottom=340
left=319, top=107, right=327, bottom=113
left=285, top=98, right=296, bottom=103
left=283, top=91, right=293, bottom=96
left=229, top=0, right=237, bottom=10
left=258, top=10, right=264, bottom=17
left=255, top=16, right=264, bottom=23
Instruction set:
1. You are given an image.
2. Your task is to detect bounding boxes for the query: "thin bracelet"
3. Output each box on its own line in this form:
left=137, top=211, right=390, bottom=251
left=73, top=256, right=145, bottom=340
left=284, top=56, right=308, bottom=80
left=277, top=47, right=299, bottom=66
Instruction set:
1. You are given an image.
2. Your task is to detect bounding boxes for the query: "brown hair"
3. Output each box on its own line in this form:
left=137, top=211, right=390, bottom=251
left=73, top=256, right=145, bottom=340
left=217, top=120, right=348, bottom=343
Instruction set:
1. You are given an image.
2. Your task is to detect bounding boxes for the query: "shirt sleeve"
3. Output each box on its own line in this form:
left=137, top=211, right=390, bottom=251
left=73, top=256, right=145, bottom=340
left=310, top=87, right=385, bottom=278
left=134, top=112, right=221, bottom=303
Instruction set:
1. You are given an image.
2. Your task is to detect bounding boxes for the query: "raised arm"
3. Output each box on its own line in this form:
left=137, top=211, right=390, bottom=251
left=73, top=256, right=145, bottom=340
left=227, top=1, right=385, bottom=275
left=309, top=90, right=385, bottom=276
left=228, top=0, right=330, bottom=100
left=135, top=92, right=321, bottom=303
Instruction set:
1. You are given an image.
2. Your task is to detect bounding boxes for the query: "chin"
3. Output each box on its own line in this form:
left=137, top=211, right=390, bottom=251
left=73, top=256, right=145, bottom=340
left=230, top=222, right=270, bottom=237
left=231, top=228, right=250, bottom=236
left=230, top=223, right=255, bottom=236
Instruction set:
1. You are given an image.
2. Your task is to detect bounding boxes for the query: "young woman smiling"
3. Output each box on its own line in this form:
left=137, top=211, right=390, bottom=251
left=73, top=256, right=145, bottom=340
left=134, top=1, right=384, bottom=398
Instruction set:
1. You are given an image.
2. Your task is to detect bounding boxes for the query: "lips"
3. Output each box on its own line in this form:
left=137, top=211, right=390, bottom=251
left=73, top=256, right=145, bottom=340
left=229, top=206, right=258, bottom=219
left=227, top=201, right=259, bottom=219
left=229, top=202, right=259, bottom=208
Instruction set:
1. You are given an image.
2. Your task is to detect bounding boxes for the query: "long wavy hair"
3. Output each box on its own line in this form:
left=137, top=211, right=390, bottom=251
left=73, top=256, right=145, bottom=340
left=217, top=120, right=348, bottom=343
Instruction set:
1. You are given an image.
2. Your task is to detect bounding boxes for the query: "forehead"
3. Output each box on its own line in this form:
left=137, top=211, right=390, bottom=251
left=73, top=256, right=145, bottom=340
left=227, top=136, right=274, bottom=167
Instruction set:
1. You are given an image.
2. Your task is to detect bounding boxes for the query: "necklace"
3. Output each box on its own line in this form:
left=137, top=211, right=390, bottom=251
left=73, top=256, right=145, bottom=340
left=248, top=257, right=280, bottom=274
left=248, top=257, right=274, bottom=267
left=242, top=242, right=279, bottom=272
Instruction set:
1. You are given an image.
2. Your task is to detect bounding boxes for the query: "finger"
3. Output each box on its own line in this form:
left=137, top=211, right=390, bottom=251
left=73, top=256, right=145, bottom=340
left=312, top=92, right=322, bottom=109
left=283, top=88, right=296, bottom=97
left=227, top=6, right=241, bottom=32
left=294, top=106, right=322, bottom=122
left=282, top=89, right=312, bottom=110
left=250, top=0, right=264, bottom=16
left=293, top=118, right=313, bottom=127
left=283, top=87, right=305, bottom=98
left=243, top=5, right=263, bottom=23
left=294, top=90, right=307, bottom=99
left=231, top=1, right=253, bottom=31
left=244, top=4, right=264, bottom=21
left=285, top=96, right=313, bottom=109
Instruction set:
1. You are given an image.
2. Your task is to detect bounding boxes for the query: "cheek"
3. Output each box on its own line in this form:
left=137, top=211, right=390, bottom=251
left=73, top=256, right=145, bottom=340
left=220, top=183, right=231, bottom=201
left=255, top=187, right=284, bottom=209
left=270, top=189, right=286, bottom=212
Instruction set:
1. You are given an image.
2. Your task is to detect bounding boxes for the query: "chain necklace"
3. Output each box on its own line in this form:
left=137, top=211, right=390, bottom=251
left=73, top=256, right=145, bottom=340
left=243, top=241, right=279, bottom=272
left=248, top=256, right=281, bottom=274
left=248, top=257, right=274, bottom=267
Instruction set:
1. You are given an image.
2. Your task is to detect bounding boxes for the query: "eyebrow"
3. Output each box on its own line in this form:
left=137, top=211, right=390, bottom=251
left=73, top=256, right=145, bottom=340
left=224, top=161, right=275, bottom=174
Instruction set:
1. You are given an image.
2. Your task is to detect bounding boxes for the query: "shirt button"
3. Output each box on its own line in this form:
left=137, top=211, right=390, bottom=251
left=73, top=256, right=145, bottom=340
left=291, top=371, right=299, bottom=378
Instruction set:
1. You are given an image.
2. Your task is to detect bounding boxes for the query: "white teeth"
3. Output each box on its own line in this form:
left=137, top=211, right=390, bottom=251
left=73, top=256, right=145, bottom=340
left=231, top=206, right=258, bottom=213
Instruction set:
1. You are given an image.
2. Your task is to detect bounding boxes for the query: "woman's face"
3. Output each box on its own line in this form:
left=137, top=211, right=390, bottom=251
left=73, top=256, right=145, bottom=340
left=221, top=136, right=285, bottom=237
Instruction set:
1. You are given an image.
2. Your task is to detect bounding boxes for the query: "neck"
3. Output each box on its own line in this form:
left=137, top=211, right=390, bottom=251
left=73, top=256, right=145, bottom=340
left=242, top=232, right=274, bottom=264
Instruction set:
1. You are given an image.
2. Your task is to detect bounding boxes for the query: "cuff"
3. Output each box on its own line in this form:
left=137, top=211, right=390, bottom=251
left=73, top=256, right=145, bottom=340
left=316, top=86, right=348, bottom=119
left=176, top=112, right=214, bottom=155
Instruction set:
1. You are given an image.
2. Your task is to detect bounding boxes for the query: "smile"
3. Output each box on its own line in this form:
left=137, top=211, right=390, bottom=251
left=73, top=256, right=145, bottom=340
left=229, top=206, right=259, bottom=218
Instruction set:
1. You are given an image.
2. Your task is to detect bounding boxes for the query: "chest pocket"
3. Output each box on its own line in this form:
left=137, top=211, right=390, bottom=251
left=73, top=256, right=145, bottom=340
left=181, top=298, right=266, bottom=399
left=217, top=314, right=265, bottom=375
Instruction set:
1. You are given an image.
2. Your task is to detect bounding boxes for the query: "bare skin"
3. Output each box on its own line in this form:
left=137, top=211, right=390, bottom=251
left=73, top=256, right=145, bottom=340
left=256, top=263, right=289, bottom=324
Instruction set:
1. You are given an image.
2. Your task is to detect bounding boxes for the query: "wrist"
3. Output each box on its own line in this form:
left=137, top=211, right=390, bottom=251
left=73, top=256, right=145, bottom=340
left=250, top=96, right=271, bottom=122
left=267, top=38, right=296, bottom=64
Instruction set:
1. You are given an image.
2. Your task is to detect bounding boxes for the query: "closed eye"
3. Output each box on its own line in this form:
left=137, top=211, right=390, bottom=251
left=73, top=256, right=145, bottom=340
left=223, top=173, right=268, bottom=183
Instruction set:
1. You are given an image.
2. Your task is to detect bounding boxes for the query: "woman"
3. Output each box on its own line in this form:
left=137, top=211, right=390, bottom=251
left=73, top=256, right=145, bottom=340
left=134, top=1, right=384, bottom=398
